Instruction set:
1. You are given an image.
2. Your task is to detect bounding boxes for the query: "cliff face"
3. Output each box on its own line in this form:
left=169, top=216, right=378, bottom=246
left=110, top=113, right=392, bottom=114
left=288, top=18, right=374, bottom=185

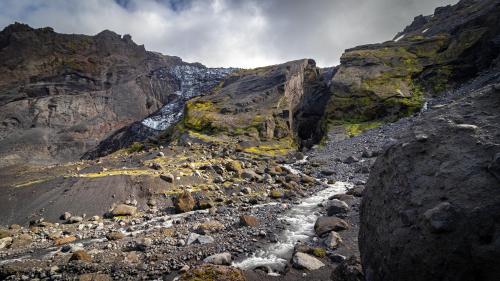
left=174, top=59, right=331, bottom=156
left=0, top=23, right=207, bottom=166
left=326, top=0, right=500, bottom=124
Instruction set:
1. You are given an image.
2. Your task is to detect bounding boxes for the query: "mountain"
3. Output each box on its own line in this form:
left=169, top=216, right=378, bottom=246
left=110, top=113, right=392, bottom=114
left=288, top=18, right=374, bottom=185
left=0, top=0, right=499, bottom=280
left=0, top=23, right=231, bottom=166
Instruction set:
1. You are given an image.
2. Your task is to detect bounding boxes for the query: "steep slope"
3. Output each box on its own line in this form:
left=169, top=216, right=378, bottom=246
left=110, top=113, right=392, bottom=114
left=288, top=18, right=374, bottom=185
left=173, top=59, right=331, bottom=156
left=0, top=23, right=229, bottom=166
left=326, top=0, right=500, bottom=127
left=82, top=64, right=232, bottom=159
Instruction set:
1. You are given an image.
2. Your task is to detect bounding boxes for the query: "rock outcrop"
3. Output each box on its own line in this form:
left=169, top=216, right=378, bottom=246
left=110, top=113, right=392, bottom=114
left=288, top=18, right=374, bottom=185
left=0, top=23, right=230, bottom=165
left=359, top=77, right=500, bottom=280
left=326, top=0, right=500, bottom=127
left=174, top=59, right=331, bottom=155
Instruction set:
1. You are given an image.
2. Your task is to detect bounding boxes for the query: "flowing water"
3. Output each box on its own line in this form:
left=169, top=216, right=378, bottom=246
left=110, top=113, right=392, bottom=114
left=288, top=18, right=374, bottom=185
left=232, top=180, right=352, bottom=274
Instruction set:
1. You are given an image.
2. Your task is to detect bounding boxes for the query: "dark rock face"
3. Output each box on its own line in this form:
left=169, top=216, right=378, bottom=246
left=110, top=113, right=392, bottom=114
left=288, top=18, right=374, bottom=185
left=359, top=82, right=500, bottom=281
left=326, top=0, right=500, bottom=123
left=0, top=23, right=230, bottom=165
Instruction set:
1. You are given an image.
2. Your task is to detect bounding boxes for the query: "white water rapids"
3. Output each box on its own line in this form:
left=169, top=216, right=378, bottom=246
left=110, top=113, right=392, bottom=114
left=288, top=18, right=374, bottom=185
left=233, top=160, right=352, bottom=274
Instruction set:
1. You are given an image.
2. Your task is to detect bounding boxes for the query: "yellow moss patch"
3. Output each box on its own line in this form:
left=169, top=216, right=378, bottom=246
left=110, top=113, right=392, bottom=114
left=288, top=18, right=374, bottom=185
left=343, top=121, right=383, bottom=137
left=76, top=169, right=156, bottom=178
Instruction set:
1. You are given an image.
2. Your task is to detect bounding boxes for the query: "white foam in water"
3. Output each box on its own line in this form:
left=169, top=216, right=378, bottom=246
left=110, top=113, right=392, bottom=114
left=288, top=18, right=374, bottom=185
left=232, top=181, right=352, bottom=274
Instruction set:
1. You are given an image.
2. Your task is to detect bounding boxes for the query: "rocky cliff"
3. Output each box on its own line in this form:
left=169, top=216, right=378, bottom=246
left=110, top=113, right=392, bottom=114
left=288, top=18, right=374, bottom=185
left=0, top=23, right=230, bottom=166
left=326, top=0, right=500, bottom=128
left=358, top=1, right=500, bottom=280
left=172, top=59, right=331, bottom=156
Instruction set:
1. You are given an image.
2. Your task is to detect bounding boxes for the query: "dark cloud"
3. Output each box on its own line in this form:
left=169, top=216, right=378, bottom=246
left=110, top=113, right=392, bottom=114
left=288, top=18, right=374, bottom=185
left=0, top=0, right=457, bottom=67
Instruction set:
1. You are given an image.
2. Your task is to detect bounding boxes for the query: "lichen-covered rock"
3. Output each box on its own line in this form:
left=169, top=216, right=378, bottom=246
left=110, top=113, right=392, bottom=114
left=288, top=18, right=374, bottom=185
left=326, top=0, right=500, bottom=127
left=360, top=82, right=500, bottom=281
left=180, top=265, right=246, bottom=281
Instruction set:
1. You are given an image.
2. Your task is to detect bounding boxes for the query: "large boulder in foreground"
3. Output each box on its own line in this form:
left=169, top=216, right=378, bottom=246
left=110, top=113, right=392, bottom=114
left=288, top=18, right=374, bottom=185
left=359, top=84, right=500, bottom=281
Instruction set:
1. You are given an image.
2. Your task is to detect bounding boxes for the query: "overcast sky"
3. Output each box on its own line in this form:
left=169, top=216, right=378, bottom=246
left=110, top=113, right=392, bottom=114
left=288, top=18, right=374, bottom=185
left=0, top=0, right=457, bottom=68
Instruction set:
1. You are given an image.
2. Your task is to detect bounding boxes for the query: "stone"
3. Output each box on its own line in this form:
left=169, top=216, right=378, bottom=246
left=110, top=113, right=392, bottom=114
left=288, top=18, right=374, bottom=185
left=111, top=204, right=137, bottom=216
left=292, top=252, right=325, bottom=271
left=326, top=199, right=350, bottom=216
left=160, top=173, right=175, bottom=183
left=331, top=256, right=364, bottom=281
left=203, top=252, right=232, bottom=265
left=106, top=231, right=125, bottom=241
left=239, top=215, right=259, bottom=227
left=270, top=190, right=284, bottom=199
left=241, top=187, right=252, bottom=194
left=321, top=169, right=336, bottom=176
left=198, top=220, right=225, bottom=234
left=0, top=237, right=13, bottom=249
left=187, top=233, right=214, bottom=245
left=180, top=265, right=246, bottom=281
left=241, top=169, right=262, bottom=181
left=175, top=191, right=196, bottom=213
left=314, top=217, right=348, bottom=236
left=343, top=156, right=359, bottom=164
left=301, top=174, right=316, bottom=184
left=78, top=274, right=112, bottom=281
left=54, top=236, right=77, bottom=246
left=324, top=231, right=343, bottom=249
left=67, top=216, right=83, bottom=224
left=70, top=250, right=92, bottom=262
left=225, top=161, right=242, bottom=175
left=10, top=234, right=32, bottom=248
left=346, top=186, right=364, bottom=197
left=61, top=212, right=72, bottom=220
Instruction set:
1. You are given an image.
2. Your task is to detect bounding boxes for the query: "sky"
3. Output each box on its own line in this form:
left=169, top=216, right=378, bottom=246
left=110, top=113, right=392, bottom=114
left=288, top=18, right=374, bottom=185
left=0, top=0, right=458, bottom=68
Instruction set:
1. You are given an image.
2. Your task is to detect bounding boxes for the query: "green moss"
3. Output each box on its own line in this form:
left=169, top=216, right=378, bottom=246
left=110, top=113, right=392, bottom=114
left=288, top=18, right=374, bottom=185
left=127, top=142, right=144, bottom=154
left=312, top=247, right=326, bottom=258
left=343, top=121, right=383, bottom=137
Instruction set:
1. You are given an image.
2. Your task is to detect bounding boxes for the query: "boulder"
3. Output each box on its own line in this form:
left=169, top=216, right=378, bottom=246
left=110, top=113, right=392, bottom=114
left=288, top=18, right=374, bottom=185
left=0, top=237, right=13, bottom=249
left=67, top=216, right=83, bottom=224
left=239, top=215, right=259, bottom=227
left=314, top=217, right=348, bottom=236
left=70, top=250, right=92, bottom=262
left=292, top=252, right=325, bottom=271
left=111, top=204, right=137, bottom=216
left=331, top=256, right=364, bottom=281
left=78, top=273, right=112, bottom=281
left=198, top=220, right=225, bottom=234
left=174, top=191, right=196, bottom=213
left=187, top=233, right=214, bottom=245
left=324, top=231, right=343, bottom=249
left=106, top=231, right=125, bottom=241
left=203, top=252, right=232, bottom=265
left=180, top=265, right=246, bottom=281
left=160, top=173, right=175, bottom=183
left=326, top=199, right=350, bottom=216
left=54, top=236, right=77, bottom=246
left=359, top=82, right=500, bottom=280
left=225, top=161, right=242, bottom=175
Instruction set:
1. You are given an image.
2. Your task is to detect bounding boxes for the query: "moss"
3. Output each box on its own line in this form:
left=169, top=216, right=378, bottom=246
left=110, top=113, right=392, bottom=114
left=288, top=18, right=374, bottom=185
left=184, top=100, right=220, bottom=133
left=312, top=247, right=327, bottom=258
left=343, top=121, right=383, bottom=137
left=127, top=142, right=144, bottom=154
left=270, top=189, right=284, bottom=199
left=242, top=139, right=295, bottom=157
left=180, top=265, right=245, bottom=281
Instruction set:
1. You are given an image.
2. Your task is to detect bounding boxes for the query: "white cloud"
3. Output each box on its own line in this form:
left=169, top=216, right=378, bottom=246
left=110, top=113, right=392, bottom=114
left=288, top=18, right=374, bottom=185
left=0, top=0, right=457, bottom=68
